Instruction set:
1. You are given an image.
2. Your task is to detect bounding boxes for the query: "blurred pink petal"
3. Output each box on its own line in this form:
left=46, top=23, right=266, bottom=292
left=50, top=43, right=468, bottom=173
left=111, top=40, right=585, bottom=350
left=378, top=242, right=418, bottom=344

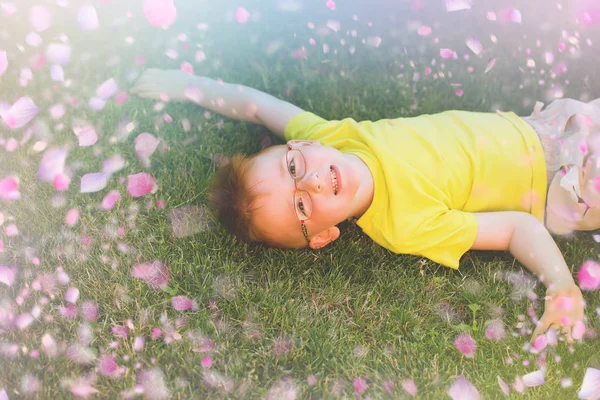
left=401, top=378, right=418, bottom=396
left=326, top=19, right=340, bottom=32
left=201, top=355, right=213, bottom=368
left=353, top=377, right=367, bottom=394
left=53, top=173, right=70, bottom=191
left=80, top=172, right=108, bottom=193
left=96, top=78, right=118, bottom=100
left=88, top=97, right=106, bottom=111
left=143, top=0, right=177, bottom=28
left=466, top=37, right=482, bottom=55
left=81, top=301, right=99, bottom=321
left=579, top=368, right=600, bottom=399
left=102, top=154, right=125, bottom=174
left=0, top=176, right=20, bottom=200
left=132, top=261, right=169, bottom=289
left=440, top=48, right=457, bottom=59
left=50, top=103, right=65, bottom=120
left=367, top=36, right=382, bottom=48
left=65, top=208, right=80, bottom=226
left=578, top=260, right=600, bottom=290
left=38, top=147, right=67, bottom=182
left=0, top=50, right=7, bottom=76
left=102, top=190, right=121, bottom=210
left=78, top=4, right=99, bottom=31
left=98, top=354, right=119, bottom=376
left=484, top=319, right=506, bottom=340
left=3, top=97, right=39, bottom=129
left=112, top=324, right=128, bottom=339
left=497, top=376, right=510, bottom=396
left=1, top=2, right=17, bottom=15
left=172, top=295, right=193, bottom=311
left=15, top=313, right=34, bottom=330
left=5, top=223, right=18, bottom=236
left=114, top=91, right=128, bottom=105
left=135, top=133, right=159, bottom=160
left=133, top=336, right=145, bottom=352
left=533, top=334, right=547, bottom=351
left=26, top=32, right=43, bottom=47
left=572, top=320, right=586, bottom=340
left=59, top=304, right=78, bottom=319
left=127, top=172, right=156, bottom=197
left=70, top=380, right=98, bottom=398
left=417, top=25, right=432, bottom=36
left=326, top=0, right=335, bottom=10
left=523, top=370, right=544, bottom=387
left=445, top=0, right=472, bottom=12
left=30, top=5, right=52, bottom=32
left=0, top=389, right=6, bottom=400
left=235, top=7, right=249, bottom=23
left=181, top=61, right=193, bottom=74
left=0, top=265, right=16, bottom=286
left=455, top=332, right=476, bottom=358
left=502, top=8, right=522, bottom=23
left=46, top=43, right=71, bottom=65
left=485, top=57, right=497, bottom=73
left=50, top=64, right=64, bottom=81
left=448, top=375, right=481, bottom=400
left=41, top=334, right=58, bottom=358
left=64, top=287, right=80, bottom=304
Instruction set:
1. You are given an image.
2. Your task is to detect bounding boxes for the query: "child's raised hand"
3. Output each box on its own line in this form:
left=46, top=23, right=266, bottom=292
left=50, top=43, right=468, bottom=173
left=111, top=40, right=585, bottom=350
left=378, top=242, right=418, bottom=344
left=130, top=68, right=198, bottom=102
left=530, top=283, right=585, bottom=346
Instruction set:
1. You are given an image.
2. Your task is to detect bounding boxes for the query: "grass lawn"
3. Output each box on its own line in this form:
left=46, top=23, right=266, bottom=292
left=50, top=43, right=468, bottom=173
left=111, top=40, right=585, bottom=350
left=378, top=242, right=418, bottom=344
left=1, top=0, right=599, bottom=398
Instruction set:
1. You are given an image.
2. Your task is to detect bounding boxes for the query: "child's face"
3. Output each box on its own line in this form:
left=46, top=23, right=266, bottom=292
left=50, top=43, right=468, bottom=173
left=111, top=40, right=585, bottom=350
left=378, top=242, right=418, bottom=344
left=247, top=141, right=367, bottom=248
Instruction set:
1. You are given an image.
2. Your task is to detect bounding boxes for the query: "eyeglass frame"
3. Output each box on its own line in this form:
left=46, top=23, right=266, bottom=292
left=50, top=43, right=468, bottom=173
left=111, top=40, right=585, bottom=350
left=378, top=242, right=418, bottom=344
left=285, top=140, right=316, bottom=245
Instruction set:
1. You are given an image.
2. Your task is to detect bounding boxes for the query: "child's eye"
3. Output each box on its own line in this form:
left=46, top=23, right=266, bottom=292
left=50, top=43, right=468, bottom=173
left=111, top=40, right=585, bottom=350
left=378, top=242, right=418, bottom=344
left=289, top=161, right=296, bottom=177
left=297, top=199, right=307, bottom=217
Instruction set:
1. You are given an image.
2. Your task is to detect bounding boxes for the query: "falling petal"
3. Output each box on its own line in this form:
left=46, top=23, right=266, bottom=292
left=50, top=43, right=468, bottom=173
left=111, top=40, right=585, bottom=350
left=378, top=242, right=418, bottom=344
left=132, top=261, right=169, bottom=289
left=1, top=2, right=17, bottom=15
left=46, top=43, right=71, bottom=65
left=102, top=190, right=121, bottom=210
left=523, top=370, right=544, bottom=387
left=367, top=36, right=382, bottom=48
left=138, top=368, right=170, bottom=399
left=572, top=320, right=586, bottom=340
left=78, top=4, right=99, bottom=31
left=485, top=319, right=506, bottom=340
left=235, top=7, right=249, bottom=23
left=455, top=332, right=477, bottom=358
left=417, top=25, right=432, bottom=36
left=326, top=19, right=340, bottom=32
left=53, top=173, right=70, bottom=191
left=143, top=0, right=177, bottom=29
left=96, top=78, right=118, bottom=100
left=64, top=287, right=80, bottom=304
left=497, top=376, right=510, bottom=396
left=127, top=172, right=156, bottom=197
left=70, top=380, right=98, bottom=398
left=38, top=147, right=67, bottom=182
left=0, top=265, right=16, bottom=286
left=578, top=368, right=600, bottom=399
left=578, top=260, right=600, bottom=291
left=3, top=97, right=39, bottom=129
left=26, top=32, right=43, bottom=47
left=485, top=57, right=497, bottom=73
left=440, top=48, right=457, bottom=59
left=135, top=133, right=159, bottom=161
left=353, top=377, right=367, bottom=394
left=80, top=172, right=109, bottom=193
left=50, top=64, right=64, bottom=81
left=88, top=97, right=106, bottom=111
left=65, top=208, right=79, bottom=226
left=325, top=0, right=335, bottom=10
left=0, top=176, right=20, bottom=200
left=201, top=355, right=213, bottom=368
left=172, top=296, right=193, bottom=311
left=448, top=375, right=481, bottom=400
left=102, top=154, right=125, bottom=174
left=81, top=301, right=99, bottom=321
left=41, top=334, right=58, bottom=358
left=98, top=354, right=119, bottom=376
left=30, top=5, right=52, bottom=32
left=0, top=50, right=7, bottom=76
left=15, top=313, right=34, bottom=330
left=466, top=37, right=482, bottom=55
left=533, top=334, right=547, bottom=351
left=133, top=336, right=145, bottom=352
left=445, top=0, right=472, bottom=12
left=180, top=61, right=193, bottom=74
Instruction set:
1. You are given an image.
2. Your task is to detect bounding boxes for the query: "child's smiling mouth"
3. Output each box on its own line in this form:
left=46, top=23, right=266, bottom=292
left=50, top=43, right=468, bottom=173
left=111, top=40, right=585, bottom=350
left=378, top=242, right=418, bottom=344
left=330, top=166, right=340, bottom=195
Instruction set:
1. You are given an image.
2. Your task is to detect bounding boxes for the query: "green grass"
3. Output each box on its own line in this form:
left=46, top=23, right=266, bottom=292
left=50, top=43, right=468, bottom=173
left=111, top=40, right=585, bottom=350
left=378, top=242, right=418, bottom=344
left=1, top=0, right=599, bottom=398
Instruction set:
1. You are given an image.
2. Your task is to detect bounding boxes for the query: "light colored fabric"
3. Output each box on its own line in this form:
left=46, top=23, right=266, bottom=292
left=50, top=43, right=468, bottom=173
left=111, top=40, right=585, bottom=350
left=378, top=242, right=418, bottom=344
left=285, top=110, right=547, bottom=269
left=522, top=98, right=600, bottom=235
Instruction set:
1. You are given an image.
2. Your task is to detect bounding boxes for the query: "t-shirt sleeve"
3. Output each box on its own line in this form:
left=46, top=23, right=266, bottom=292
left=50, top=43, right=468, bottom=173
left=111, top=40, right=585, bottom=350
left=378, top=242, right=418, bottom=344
left=398, top=209, right=478, bottom=270
left=284, top=111, right=334, bottom=141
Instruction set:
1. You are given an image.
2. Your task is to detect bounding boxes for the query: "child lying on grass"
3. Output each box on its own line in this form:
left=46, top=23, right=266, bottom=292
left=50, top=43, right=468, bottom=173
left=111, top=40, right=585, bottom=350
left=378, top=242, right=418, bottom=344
left=131, top=68, right=600, bottom=346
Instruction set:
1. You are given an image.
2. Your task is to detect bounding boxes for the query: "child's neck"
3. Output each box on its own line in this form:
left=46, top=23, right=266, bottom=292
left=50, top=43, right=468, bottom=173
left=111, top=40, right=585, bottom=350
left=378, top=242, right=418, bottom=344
left=346, top=154, right=375, bottom=219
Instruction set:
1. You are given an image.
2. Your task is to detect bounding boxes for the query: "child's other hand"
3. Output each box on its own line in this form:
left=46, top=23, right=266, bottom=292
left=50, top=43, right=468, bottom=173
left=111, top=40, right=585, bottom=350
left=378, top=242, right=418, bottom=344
left=130, top=68, right=197, bottom=102
left=530, top=283, right=585, bottom=346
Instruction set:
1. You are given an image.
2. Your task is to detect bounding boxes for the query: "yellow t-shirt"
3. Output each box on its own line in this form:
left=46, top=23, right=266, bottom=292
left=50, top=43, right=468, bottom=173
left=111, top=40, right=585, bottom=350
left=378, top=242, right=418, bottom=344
left=284, top=110, right=547, bottom=269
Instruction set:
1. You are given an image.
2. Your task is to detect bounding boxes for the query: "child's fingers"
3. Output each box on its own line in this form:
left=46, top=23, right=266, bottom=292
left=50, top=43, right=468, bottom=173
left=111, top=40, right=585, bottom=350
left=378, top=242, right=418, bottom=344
left=561, top=326, right=574, bottom=345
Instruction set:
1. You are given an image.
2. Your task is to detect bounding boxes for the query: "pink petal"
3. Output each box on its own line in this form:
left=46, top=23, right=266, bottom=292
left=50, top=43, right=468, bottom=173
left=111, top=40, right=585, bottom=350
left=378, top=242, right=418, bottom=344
left=80, top=172, right=108, bottom=193
left=81, top=301, right=99, bottom=321
left=201, top=355, right=213, bottom=368
left=572, top=320, right=586, bottom=340
left=0, top=265, right=16, bottom=286
left=78, top=4, right=99, bottom=31
left=448, top=375, right=481, bottom=400
left=114, top=91, right=128, bottom=105
left=135, top=133, right=159, bottom=160
left=88, top=97, right=106, bottom=111
left=41, top=334, right=58, bottom=358
left=133, top=336, right=145, bottom=352
left=30, top=5, right=52, bottom=32
left=64, top=287, right=80, bottom=304
left=65, top=208, right=80, bottom=226
left=235, top=7, right=249, bottom=23
left=440, top=48, right=457, bottom=59
left=53, top=173, right=70, bottom=191
left=326, top=19, right=340, bottom=32
left=485, top=57, right=497, bottom=73
left=172, top=295, right=193, bottom=311
left=484, top=319, right=506, bottom=340
left=353, top=377, right=367, bottom=394
left=455, top=332, right=477, bottom=358
left=497, top=376, right=510, bottom=396
left=579, top=368, right=600, bottom=399
left=50, top=103, right=65, bottom=120
left=523, top=370, right=544, bottom=387
left=0, top=389, right=6, bottom=400
left=50, top=64, right=64, bottom=81
left=98, top=354, right=119, bottom=376
left=143, top=0, right=177, bottom=29
left=15, top=313, right=34, bottom=330
left=46, top=43, right=71, bottom=66
left=38, top=147, right=67, bottom=182
left=417, top=25, right=432, bottom=36
left=70, top=380, right=98, bottom=398
left=132, top=261, right=169, bottom=289
left=466, top=37, right=482, bottom=55
left=180, top=61, right=193, bottom=74
left=367, top=36, right=382, bottom=48
left=533, top=334, right=547, bottom=351
left=445, top=0, right=472, bottom=12
left=401, top=378, right=418, bottom=396
left=578, top=260, right=600, bottom=291
left=101, top=190, right=121, bottom=210
left=0, top=176, right=20, bottom=200
left=5, top=223, right=18, bottom=237
left=0, top=50, right=7, bottom=76
left=96, top=78, right=118, bottom=100
left=127, top=172, right=156, bottom=197
left=325, top=0, right=335, bottom=11
left=112, top=324, right=128, bottom=339
left=3, top=97, right=39, bottom=129
left=26, top=32, right=43, bottom=47
left=102, top=154, right=125, bottom=174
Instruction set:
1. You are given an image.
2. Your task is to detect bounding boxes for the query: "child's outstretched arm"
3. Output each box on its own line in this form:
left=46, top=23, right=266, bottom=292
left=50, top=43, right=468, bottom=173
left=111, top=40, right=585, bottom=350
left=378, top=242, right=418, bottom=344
left=130, top=68, right=304, bottom=140
left=470, top=211, right=585, bottom=345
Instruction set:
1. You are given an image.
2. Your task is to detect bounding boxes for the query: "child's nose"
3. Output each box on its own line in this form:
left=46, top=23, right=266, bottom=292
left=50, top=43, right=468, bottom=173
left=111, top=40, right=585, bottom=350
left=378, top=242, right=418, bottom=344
left=299, top=171, right=322, bottom=193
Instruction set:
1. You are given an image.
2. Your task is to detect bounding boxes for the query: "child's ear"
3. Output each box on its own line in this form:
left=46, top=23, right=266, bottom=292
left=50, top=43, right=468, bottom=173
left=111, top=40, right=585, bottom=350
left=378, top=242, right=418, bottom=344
left=309, top=226, right=340, bottom=249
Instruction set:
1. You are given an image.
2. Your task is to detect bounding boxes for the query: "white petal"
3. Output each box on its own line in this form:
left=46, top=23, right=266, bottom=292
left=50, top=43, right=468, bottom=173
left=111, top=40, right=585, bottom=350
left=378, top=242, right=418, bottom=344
left=523, top=370, right=545, bottom=387
left=80, top=172, right=108, bottom=193
left=579, top=368, right=600, bottom=399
